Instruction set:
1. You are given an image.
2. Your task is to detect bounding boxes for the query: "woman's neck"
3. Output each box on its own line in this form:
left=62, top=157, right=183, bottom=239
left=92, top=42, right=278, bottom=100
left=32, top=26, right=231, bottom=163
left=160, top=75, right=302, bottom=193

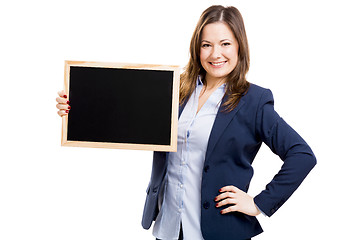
left=204, top=75, right=226, bottom=91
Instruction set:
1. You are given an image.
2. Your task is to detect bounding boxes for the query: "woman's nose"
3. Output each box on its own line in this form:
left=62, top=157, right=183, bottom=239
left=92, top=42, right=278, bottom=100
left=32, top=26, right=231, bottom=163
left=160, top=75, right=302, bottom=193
left=211, top=45, right=222, bottom=59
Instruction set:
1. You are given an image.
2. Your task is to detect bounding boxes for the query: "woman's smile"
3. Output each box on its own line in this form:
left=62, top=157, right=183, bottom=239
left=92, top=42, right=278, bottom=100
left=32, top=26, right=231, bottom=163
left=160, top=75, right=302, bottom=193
left=209, top=61, right=227, bottom=67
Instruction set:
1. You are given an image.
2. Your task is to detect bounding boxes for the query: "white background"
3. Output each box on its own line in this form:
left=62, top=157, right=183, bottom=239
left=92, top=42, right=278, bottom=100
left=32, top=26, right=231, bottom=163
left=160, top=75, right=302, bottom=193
left=1, top=0, right=359, bottom=239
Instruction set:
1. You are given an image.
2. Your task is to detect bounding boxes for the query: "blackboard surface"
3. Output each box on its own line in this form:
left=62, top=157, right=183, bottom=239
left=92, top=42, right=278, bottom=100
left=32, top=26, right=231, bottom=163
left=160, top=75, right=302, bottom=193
left=62, top=61, right=180, bottom=151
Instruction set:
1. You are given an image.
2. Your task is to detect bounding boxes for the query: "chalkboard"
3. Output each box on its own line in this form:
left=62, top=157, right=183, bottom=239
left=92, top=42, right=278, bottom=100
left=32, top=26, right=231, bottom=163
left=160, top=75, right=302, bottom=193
left=61, top=61, right=180, bottom=151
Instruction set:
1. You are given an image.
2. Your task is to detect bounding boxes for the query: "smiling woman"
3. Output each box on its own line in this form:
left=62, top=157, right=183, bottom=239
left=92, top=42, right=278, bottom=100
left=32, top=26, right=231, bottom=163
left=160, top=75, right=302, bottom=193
left=142, top=5, right=316, bottom=240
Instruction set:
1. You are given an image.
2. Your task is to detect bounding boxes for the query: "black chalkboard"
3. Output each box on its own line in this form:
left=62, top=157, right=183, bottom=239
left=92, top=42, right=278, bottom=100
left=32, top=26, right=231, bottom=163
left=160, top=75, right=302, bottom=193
left=61, top=61, right=180, bottom=151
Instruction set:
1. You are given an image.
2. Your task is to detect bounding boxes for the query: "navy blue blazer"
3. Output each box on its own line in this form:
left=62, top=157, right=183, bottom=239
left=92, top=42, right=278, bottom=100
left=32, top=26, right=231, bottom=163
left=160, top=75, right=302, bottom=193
left=142, top=84, right=316, bottom=239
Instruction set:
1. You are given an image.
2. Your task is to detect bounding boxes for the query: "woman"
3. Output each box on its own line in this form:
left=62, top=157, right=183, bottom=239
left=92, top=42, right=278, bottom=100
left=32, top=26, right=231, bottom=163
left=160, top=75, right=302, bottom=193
left=57, top=5, right=316, bottom=240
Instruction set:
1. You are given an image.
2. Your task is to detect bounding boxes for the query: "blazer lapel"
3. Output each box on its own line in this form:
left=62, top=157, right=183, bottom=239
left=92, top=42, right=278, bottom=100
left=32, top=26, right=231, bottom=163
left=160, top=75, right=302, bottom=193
left=205, top=96, right=246, bottom=162
left=179, top=103, right=186, bottom=118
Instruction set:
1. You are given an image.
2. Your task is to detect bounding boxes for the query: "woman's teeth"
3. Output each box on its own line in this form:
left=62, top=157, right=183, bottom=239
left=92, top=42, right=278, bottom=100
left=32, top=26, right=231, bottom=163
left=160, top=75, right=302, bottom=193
left=210, top=61, right=226, bottom=66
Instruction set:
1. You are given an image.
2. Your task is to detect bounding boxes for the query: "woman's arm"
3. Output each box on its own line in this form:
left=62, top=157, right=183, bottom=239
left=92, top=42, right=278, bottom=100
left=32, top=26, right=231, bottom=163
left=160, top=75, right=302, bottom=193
left=214, top=89, right=316, bottom=217
left=253, top=89, right=317, bottom=217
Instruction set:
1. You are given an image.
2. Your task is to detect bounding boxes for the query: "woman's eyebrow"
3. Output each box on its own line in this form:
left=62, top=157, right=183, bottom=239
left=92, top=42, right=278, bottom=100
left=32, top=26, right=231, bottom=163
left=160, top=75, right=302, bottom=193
left=201, top=39, right=232, bottom=43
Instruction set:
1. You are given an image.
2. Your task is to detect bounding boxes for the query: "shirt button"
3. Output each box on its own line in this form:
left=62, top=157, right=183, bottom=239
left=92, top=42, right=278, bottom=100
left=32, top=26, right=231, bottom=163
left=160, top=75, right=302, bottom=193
left=180, top=184, right=183, bottom=188
left=203, top=201, right=210, bottom=209
left=181, top=161, right=186, bottom=165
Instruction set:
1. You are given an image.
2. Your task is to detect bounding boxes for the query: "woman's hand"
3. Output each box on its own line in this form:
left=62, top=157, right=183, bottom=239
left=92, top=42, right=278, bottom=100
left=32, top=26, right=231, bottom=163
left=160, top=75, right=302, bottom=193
left=214, top=185, right=261, bottom=217
left=56, top=90, right=70, bottom=117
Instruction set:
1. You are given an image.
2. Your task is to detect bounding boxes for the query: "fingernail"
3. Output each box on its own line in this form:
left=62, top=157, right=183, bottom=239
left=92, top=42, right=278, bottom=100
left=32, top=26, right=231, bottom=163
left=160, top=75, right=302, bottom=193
left=67, top=101, right=70, bottom=104
left=65, top=110, right=69, bottom=113
left=219, top=188, right=222, bottom=192
left=216, top=203, right=219, bottom=207
left=68, top=106, right=71, bottom=109
left=63, top=95, right=67, bottom=98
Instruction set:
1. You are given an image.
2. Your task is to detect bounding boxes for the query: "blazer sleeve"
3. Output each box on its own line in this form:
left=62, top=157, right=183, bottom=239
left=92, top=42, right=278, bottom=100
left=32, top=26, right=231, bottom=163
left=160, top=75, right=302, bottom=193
left=253, top=89, right=316, bottom=217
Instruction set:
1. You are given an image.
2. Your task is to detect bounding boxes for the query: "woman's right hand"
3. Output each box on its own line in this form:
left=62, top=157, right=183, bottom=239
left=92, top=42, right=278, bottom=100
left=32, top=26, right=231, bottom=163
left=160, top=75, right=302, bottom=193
left=56, top=90, right=71, bottom=117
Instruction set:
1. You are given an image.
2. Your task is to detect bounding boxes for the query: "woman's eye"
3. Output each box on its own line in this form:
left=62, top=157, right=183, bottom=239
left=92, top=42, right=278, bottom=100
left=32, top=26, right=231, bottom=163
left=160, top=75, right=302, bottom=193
left=222, top=42, right=231, bottom=46
left=202, top=44, right=211, bottom=48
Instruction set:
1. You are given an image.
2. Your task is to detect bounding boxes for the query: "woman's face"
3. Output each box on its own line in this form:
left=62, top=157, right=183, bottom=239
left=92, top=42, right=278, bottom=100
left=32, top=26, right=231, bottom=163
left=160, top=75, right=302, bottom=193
left=200, top=22, right=239, bottom=83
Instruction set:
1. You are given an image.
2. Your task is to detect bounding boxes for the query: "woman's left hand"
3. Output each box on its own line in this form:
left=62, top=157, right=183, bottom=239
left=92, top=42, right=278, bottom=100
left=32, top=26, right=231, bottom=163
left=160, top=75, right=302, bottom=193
left=214, top=185, right=261, bottom=217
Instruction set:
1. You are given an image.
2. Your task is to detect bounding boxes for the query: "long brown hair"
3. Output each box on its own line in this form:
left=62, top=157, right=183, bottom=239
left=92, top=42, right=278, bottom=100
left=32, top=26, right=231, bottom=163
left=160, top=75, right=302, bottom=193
left=180, top=5, right=250, bottom=112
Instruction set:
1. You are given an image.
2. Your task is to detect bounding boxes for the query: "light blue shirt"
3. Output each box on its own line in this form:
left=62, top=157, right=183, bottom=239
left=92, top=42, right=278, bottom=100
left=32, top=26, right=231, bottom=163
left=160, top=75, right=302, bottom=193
left=153, top=77, right=226, bottom=240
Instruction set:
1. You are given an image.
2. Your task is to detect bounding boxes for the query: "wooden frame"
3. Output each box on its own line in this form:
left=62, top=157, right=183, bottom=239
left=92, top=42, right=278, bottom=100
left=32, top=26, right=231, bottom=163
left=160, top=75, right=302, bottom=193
left=61, top=60, right=180, bottom=152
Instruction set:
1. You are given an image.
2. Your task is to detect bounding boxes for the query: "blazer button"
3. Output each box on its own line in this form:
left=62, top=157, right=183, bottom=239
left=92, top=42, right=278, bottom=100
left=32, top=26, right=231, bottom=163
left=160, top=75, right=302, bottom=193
left=203, top=201, right=210, bottom=209
left=204, top=165, right=210, bottom=173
